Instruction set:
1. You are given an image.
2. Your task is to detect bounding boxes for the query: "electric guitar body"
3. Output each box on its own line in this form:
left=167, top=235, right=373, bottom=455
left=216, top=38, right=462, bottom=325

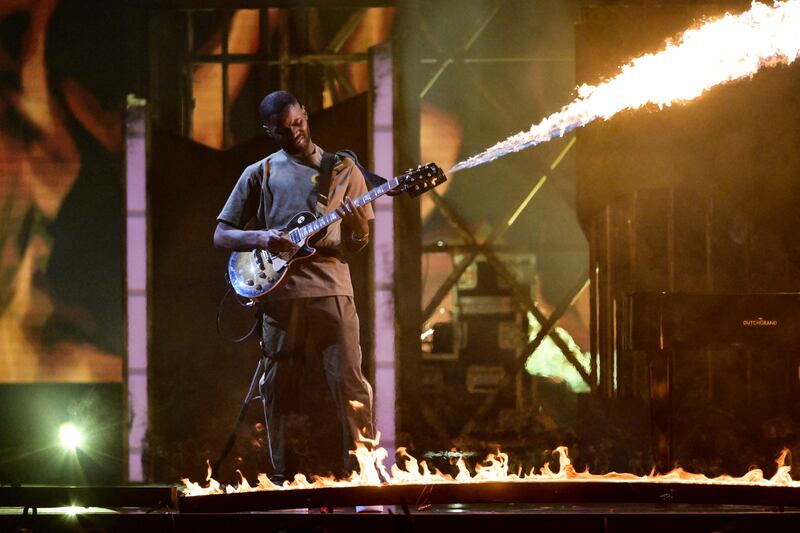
left=227, top=211, right=319, bottom=301
left=227, top=162, right=446, bottom=304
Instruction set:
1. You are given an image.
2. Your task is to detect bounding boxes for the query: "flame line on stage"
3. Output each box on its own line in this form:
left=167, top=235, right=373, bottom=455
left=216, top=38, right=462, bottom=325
left=178, top=479, right=800, bottom=513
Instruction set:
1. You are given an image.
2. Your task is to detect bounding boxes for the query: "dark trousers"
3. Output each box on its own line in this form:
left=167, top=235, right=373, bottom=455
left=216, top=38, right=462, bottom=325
left=258, top=295, right=374, bottom=479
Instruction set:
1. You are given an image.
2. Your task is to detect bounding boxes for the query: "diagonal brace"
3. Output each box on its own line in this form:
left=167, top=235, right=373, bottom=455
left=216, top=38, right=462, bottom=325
left=483, top=253, right=594, bottom=390
left=422, top=137, right=575, bottom=323
left=419, top=0, right=505, bottom=98
left=423, top=186, right=593, bottom=390
left=421, top=174, right=545, bottom=323
left=457, top=270, right=591, bottom=438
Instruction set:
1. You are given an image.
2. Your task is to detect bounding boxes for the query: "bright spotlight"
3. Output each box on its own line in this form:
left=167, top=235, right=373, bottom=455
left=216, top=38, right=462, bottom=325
left=59, top=423, right=83, bottom=449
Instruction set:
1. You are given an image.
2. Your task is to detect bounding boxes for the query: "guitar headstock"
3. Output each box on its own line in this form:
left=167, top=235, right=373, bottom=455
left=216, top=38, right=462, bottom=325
left=396, top=163, right=447, bottom=198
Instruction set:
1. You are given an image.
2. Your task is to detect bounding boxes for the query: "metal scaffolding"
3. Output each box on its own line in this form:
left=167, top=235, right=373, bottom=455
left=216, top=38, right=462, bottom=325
left=409, top=0, right=595, bottom=439
left=145, top=0, right=596, bottom=451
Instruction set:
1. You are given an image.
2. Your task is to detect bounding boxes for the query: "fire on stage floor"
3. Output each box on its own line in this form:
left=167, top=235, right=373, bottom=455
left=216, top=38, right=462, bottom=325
left=2, top=482, right=800, bottom=532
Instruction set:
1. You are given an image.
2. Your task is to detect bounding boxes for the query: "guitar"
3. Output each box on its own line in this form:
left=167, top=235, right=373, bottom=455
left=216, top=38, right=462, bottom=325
left=227, top=162, right=446, bottom=302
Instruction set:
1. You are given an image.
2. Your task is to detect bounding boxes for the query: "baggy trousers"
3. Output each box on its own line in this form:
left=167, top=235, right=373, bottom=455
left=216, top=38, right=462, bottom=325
left=258, top=295, right=374, bottom=478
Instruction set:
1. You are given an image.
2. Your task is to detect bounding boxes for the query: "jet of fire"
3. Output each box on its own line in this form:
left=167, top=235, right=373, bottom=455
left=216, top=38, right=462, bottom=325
left=449, top=0, right=800, bottom=174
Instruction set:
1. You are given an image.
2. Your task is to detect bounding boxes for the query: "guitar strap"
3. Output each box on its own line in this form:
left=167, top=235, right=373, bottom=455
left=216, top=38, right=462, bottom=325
left=335, top=149, right=398, bottom=196
left=261, top=158, right=272, bottom=225
left=317, top=151, right=336, bottom=206
left=258, top=151, right=335, bottom=222
left=260, top=150, right=386, bottom=220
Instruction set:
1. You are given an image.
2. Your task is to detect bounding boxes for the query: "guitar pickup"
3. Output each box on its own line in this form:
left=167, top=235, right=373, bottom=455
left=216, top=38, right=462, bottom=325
left=255, top=249, right=273, bottom=269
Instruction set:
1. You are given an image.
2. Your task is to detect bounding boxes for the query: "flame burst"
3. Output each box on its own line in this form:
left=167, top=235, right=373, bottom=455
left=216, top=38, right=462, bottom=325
left=449, top=0, right=800, bottom=174
left=181, top=444, right=799, bottom=496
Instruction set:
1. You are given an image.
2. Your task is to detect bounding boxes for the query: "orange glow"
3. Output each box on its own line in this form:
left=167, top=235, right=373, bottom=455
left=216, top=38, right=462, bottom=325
left=420, top=101, right=460, bottom=221
left=341, top=8, right=396, bottom=94
left=191, top=9, right=266, bottom=149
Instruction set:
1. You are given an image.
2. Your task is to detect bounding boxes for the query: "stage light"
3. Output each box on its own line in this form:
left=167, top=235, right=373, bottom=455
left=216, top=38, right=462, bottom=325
left=59, top=423, right=83, bottom=449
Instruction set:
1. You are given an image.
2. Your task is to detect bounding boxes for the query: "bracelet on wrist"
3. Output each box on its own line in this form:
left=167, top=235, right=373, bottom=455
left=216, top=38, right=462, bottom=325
left=351, top=231, right=369, bottom=242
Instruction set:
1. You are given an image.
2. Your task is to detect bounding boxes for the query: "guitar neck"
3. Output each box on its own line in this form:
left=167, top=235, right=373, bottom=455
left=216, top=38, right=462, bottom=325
left=292, top=177, right=400, bottom=241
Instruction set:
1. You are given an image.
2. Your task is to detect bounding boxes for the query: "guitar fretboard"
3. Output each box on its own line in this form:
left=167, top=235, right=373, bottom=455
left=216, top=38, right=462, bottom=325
left=288, top=177, right=400, bottom=244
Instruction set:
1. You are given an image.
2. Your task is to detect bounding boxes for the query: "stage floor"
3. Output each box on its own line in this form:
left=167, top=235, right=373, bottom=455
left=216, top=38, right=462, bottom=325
left=2, top=502, right=800, bottom=532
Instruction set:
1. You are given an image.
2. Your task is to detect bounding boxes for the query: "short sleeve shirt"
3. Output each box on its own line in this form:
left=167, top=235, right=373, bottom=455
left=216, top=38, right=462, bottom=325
left=217, top=144, right=374, bottom=299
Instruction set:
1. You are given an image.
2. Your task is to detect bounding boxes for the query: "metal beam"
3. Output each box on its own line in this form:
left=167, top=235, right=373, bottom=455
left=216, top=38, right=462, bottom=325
left=221, top=9, right=231, bottom=147
left=369, top=40, right=398, bottom=466
left=138, top=1, right=398, bottom=9
left=422, top=246, right=481, bottom=321
left=419, top=0, right=505, bottom=98
left=325, top=8, right=368, bottom=53
left=420, top=175, right=544, bottom=324
left=482, top=253, right=594, bottom=390
left=457, top=270, right=590, bottom=438
left=422, top=170, right=594, bottom=392
left=420, top=57, right=574, bottom=64
left=190, top=52, right=368, bottom=64
left=279, top=9, right=290, bottom=89
left=422, top=136, right=575, bottom=324
left=423, top=243, right=589, bottom=253
left=319, top=9, right=367, bottom=100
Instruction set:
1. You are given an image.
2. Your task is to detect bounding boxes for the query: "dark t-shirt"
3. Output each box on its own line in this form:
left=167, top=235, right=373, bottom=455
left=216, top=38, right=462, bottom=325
left=217, top=145, right=373, bottom=299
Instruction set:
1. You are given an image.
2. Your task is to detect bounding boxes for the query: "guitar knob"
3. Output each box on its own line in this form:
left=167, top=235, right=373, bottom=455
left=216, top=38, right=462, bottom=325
left=246, top=279, right=255, bottom=286
left=256, top=284, right=263, bottom=291
left=259, top=272, right=267, bottom=279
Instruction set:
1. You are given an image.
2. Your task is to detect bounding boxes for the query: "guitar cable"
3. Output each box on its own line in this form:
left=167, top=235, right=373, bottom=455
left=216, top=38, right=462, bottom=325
left=213, top=277, right=277, bottom=479
left=216, top=278, right=262, bottom=344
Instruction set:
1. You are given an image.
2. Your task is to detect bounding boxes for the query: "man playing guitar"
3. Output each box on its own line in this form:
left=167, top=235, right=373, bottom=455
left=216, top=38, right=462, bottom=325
left=213, top=90, right=375, bottom=483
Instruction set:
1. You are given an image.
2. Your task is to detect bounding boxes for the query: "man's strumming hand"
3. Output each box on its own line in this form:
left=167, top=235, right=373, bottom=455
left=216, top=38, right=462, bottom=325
left=258, top=229, right=294, bottom=253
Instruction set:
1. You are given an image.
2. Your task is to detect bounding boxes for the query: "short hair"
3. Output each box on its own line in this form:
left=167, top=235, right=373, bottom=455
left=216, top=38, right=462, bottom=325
left=259, top=91, right=300, bottom=125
